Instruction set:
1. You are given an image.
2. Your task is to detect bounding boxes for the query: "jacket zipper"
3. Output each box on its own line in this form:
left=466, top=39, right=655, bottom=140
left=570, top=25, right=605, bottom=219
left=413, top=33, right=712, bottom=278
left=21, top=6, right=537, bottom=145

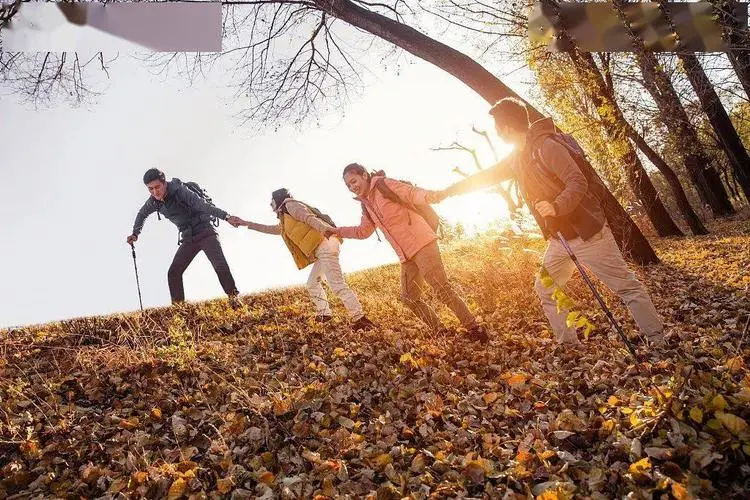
left=362, top=195, right=408, bottom=260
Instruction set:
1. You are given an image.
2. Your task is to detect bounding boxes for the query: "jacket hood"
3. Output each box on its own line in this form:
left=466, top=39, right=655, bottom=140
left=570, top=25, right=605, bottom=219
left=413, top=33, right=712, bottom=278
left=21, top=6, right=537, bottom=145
left=526, top=117, right=558, bottom=149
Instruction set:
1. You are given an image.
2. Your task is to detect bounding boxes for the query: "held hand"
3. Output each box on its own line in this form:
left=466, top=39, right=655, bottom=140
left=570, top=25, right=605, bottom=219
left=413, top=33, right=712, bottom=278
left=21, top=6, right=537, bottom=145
left=226, top=215, right=242, bottom=228
left=425, top=189, right=450, bottom=204
left=127, top=234, right=138, bottom=245
left=535, top=201, right=557, bottom=218
left=323, top=228, right=338, bottom=239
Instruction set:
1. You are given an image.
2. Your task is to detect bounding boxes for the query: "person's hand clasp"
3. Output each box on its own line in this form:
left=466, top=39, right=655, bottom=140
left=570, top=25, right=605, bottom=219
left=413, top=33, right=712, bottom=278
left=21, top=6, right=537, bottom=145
left=425, top=189, right=450, bottom=204
left=324, top=228, right=338, bottom=239
left=226, top=215, right=243, bottom=228
left=535, top=201, right=556, bottom=218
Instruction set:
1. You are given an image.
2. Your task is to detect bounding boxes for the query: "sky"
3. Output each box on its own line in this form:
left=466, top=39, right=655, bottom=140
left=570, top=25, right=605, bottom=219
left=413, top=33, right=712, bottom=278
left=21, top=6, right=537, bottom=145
left=0, top=7, right=529, bottom=328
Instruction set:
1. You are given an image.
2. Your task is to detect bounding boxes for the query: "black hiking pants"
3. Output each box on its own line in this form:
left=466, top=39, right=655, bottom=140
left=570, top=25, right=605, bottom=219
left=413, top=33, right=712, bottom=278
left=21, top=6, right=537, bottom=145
left=167, top=229, right=238, bottom=303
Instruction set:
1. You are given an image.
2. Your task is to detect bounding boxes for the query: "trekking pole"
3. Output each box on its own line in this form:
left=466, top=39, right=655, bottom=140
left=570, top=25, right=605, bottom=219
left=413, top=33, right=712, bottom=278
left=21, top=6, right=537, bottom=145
left=545, top=218, right=638, bottom=359
left=129, top=242, right=144, bottom=313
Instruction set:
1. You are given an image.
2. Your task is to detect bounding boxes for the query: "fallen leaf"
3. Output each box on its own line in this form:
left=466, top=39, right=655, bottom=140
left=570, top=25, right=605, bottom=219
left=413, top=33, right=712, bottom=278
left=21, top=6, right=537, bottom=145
left=167, top=477, right=187, bottom=500
left=715, top=412, right=748, bottom=435
left=689, top=406, right=703, bottom=424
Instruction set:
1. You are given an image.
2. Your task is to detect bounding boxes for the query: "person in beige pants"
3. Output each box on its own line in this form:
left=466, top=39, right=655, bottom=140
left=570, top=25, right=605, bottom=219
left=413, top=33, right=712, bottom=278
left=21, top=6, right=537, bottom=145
left=536, top=224, right=663, bottom=345
left=236, top=189, right=374, bottom=331
left=442, top=97, right=665, bottom=347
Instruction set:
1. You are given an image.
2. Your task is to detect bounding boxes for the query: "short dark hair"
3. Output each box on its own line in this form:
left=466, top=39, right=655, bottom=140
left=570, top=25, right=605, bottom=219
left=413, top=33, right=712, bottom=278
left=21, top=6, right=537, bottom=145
left=271, top=188, right=291, bottom=207
left=489, top=97, right=530, bottom=134
left=143, top=168, right=165, bottom=184
left=342, top=162, right=369, bottom=178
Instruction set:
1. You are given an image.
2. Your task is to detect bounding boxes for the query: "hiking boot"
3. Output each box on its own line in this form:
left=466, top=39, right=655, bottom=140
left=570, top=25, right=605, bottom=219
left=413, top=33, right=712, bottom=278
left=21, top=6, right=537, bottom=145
left=315, top=314, right=333, bottom=323
left=464, top=324, right=489, bottom=344
left=435, top=326, right=458, bottom=338
left=645, top=332, right=666, bottom=348
left=228, top=294, right=244, bottom=310
left=352, top=316, right=376, bottom=331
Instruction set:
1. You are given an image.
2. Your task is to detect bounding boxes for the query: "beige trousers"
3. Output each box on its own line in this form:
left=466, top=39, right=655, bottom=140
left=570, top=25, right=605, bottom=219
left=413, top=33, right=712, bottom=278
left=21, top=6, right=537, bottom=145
left=535, top=225, right=664, bottom=344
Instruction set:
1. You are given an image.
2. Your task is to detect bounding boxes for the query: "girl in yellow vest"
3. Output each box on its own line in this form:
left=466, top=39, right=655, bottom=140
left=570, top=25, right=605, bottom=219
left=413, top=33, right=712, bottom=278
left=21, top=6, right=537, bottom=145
left=235, top=189, right=375, bottom=331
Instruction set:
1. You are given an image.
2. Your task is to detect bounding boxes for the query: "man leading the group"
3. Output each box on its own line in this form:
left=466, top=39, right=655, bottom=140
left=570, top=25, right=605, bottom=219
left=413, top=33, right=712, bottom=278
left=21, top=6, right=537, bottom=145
left=126, top=168, right=243, bottom=307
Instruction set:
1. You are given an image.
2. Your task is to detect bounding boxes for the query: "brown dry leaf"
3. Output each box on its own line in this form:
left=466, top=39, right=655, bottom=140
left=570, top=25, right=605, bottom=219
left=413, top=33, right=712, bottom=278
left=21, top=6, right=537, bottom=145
left=302, top=450, right=322, bottom=464
left=216, top=477, right=234, bottom=494
left=726, top=356, right=745, bottom=373
left=167, top=477, right=187, bottom=500
left=19, top=440, right=42, bottom=459
left=671, top=481, right=693, bottom=500
left=628, top=457, right=652, bottom=474
left=373, top=453, right=393, bottom=468
left=536, top=491, right=559, bottom=500
left=131, top=471, right=148, bottom=486
left=258, top=471, right=275, bottom=486
left=151, top=407, right=163, bottom=419
left=715, top=412, right=748, bottom=435
left=707, top=394, right=727, bottom=412
left=119, top=416, right=139, bottom=430
left=689, top=406, right=703, bottom=424
left=483, top=392, right=499, bottom=404
left=463, top=459, right=486, bottom=484
left=506, top=373, right=527, bottom=386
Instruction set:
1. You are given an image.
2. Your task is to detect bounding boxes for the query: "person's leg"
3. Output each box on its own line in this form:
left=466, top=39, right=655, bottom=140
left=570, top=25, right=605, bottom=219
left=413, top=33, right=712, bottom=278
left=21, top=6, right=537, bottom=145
left=573, top=226, right=664, bottom=343
left=413, top=242, right=475, bottom=329
left=400, top=257, right=441, bottom=331
left=199, top=233, right=239, bottom=297
left=534, top=239, right=578, bottom=344
left=318, top=238, right=364, bottom=320
left=168, top=240, right=201, bottom=303
left=306, top=258, right=331, bottom=318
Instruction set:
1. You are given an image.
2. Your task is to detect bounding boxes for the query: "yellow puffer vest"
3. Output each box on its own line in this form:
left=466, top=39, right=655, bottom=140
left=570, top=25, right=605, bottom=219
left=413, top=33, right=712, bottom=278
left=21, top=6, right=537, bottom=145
left=280, top=213, right=325, bottom=269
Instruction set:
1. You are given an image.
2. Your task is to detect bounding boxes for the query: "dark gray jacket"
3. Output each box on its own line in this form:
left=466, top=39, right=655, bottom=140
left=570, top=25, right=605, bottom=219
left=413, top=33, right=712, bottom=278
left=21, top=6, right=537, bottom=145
left=132, top=179, right=229, bottom=243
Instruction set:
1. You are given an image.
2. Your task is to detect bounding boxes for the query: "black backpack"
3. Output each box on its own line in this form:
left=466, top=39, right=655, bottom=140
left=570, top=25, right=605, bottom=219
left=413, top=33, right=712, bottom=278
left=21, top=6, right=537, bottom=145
left=181, top=180, right=221, bottom=228
left=363, top=170, right=443, bottom=235
left=156, top=179, right=221, bottom=244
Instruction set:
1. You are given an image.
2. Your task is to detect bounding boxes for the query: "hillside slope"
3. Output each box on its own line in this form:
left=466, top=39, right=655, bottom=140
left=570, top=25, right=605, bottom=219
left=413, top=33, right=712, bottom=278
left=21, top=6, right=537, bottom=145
left=1, top=217, right=749, bottom=499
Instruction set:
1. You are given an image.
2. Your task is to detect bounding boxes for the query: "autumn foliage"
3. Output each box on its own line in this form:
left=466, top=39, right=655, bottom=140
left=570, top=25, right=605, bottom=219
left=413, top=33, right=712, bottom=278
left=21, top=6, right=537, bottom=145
left=1, top=217, right=749, bottom=499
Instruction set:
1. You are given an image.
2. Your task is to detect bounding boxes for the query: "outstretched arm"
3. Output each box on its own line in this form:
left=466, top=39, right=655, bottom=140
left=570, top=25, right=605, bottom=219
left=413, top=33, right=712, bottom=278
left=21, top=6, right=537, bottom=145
left=334, top=208, right=376, bottom=240
left=235, top=217, right=282, bottom=235
left=444, top=157, right=514, bottom=197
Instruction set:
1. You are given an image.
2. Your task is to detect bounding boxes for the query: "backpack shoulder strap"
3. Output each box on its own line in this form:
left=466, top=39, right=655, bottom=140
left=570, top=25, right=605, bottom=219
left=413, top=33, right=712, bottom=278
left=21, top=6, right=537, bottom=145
left=529, top=134, right=564, bottom=187
left=374, top=177, right=409, bottom=207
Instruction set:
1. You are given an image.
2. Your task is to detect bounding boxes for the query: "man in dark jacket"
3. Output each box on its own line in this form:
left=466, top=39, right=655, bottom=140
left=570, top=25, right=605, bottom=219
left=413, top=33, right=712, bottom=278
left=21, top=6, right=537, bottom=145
left=126, top=168, right=243, bottom=306
left=442, top=98, right=664, bottom=347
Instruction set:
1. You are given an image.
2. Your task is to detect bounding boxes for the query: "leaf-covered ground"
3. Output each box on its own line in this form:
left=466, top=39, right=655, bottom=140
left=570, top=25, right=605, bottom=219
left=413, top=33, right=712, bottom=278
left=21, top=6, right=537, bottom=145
left=2, top=215, right=749, bottom=499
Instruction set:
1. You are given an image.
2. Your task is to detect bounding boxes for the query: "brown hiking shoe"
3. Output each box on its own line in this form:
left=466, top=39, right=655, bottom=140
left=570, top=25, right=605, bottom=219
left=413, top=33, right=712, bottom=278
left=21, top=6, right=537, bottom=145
left=228, top=294, right=244, bottom=310
left=464, top=324, right=489, bottom=344
left=352, top=316, right=376, bottom=331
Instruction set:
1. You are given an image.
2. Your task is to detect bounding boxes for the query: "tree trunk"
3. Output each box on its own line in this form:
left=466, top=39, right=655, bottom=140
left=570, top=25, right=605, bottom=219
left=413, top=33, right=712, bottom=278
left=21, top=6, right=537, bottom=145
left=316, top=0, right=660, bottom=264
left=568, top=51, right=684, bottom=237
left=611, top=0, right=735, bottom=217
left=625, top=125, right=710, bottom=235
left=679, top=53, right=750, bottom=201
left=711, top=0, right=750, bottom=100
